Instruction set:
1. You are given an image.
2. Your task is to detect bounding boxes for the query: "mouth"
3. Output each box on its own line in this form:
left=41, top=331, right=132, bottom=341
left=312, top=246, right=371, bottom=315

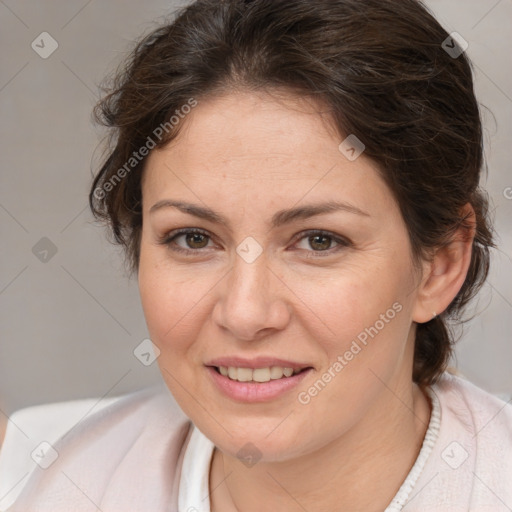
left=205, top=362, right=313, bottom=402
left=212, top=365, right=310, bottom=383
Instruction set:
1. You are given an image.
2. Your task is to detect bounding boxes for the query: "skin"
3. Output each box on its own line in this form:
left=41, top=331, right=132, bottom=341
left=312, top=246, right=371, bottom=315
left=138, top=89, right=475, bottom=512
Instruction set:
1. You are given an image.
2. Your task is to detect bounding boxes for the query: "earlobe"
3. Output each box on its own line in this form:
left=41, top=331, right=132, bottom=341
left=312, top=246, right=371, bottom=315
left=412, top=203, right=476, bottom=324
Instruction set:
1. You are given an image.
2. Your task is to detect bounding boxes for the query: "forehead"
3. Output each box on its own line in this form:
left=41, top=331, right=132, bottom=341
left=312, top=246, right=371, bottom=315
left=141, top=90, right=392, bottom=216
left=149, top=91, right=338, bottom=175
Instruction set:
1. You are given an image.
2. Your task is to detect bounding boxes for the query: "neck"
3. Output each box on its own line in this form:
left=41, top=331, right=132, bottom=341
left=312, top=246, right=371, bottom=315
left=209, top=379, right=431, bottom=512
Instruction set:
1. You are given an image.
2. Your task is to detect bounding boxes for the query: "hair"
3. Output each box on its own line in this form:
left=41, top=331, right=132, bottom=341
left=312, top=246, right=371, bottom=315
left=89, top=0, right=495, bottom=387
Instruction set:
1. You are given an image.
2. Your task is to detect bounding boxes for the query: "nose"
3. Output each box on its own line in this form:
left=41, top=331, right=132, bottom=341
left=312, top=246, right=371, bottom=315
left=212, top=252, right=292, bottom=342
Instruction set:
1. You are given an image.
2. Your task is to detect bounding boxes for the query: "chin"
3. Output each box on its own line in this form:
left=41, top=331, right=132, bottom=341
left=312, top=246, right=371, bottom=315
left=201, top=415, right=315, bottom=462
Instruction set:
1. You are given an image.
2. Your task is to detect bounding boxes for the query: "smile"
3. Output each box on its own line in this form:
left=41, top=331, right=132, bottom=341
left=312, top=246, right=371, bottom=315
left=207, top=365, right=313, bottom=402
left=215, top=366, right=304, bottom=382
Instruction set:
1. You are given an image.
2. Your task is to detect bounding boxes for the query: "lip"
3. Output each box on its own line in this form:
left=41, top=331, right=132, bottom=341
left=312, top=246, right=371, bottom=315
left=205, top=364, right=313, bottom=403
left=206, top=356, right=311, bottom=371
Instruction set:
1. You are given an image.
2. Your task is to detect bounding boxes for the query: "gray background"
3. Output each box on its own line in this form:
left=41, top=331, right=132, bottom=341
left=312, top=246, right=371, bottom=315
left=1, top=0, right=511, bottom=421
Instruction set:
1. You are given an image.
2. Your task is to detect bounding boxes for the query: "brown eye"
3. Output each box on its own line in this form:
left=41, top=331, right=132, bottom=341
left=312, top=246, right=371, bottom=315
left=158, top=228, right=213, bottom=255
left=294, top=230, right=351, bottom=258
left=183, top=232, right=209, bottom=249
left=308, top=234, right=333, bottom=251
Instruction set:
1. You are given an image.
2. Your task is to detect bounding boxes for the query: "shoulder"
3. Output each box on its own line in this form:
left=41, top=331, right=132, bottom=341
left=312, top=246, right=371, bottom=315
left=413, top=372, right=512, bottom=510
left=434, top=371, right=512, bottom=436
left=0, top=384, right=192, bottom=511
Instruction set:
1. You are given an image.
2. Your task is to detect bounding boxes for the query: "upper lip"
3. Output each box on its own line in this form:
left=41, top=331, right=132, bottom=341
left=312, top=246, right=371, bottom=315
left=206, top=356, right=312, bottom=371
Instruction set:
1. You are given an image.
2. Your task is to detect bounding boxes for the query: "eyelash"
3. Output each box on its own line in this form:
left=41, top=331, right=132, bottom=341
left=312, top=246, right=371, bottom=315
left=157, top=228, right=351, bottom=258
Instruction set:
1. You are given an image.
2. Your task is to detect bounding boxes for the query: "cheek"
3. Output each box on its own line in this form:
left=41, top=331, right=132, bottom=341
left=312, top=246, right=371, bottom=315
left=292, top=274, right=411, bottom=429
left=138, top=246, right=229, bottom=380
left=290, top=261, right=414, bottom=411
left=286, top=258, right=407, bottom=350
left=138, top=248, right=203, bottom=353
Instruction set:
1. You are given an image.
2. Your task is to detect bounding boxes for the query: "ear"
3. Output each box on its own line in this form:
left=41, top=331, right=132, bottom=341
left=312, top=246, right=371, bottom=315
left=412, top=203, right=476, bottom=323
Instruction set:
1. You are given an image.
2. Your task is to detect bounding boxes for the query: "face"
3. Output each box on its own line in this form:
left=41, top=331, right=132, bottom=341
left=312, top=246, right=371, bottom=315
left=138, top=90, right=424, bottom=462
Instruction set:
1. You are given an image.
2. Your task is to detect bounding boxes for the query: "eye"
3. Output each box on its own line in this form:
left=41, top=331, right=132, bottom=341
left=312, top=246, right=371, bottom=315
left=158, top=228, right=350, bottom=258
left=292, top=229, right=351, bottom=258
left=157, top=228, right=214, bottom=255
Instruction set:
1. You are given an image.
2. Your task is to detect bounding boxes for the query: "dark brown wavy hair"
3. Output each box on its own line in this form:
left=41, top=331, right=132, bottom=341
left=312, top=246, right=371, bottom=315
left=89, top=0, right=495, bottom=387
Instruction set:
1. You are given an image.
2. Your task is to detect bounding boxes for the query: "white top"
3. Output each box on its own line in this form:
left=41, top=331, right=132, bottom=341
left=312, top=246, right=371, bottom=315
left=1, top=373, right=511, bottom=511
left=178, top=388, right=442, bottom=512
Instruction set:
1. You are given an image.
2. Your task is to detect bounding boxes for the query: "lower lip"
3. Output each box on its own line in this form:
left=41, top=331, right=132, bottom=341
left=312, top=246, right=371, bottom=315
left=206, top=366, right=313, bottom=403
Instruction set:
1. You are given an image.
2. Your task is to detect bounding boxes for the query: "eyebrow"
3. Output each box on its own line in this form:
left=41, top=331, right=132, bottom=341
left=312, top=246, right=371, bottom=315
left=149, top=199, right=370, bottom=229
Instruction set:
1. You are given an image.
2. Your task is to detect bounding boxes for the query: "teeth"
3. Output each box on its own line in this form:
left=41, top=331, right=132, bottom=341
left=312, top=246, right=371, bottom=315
left=253, top=368, right=270, bottom=382
left=270, top=367, right=284, bottom=379
left=283, top=367, right=294, bottom=377
left=217, top=366, right=302, bottom=382
left=237, top=367, right=253, bottom=382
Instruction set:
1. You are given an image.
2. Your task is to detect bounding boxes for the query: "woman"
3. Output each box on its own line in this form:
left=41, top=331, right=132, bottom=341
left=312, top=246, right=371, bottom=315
left=1, top=0, right=511, bottom=510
